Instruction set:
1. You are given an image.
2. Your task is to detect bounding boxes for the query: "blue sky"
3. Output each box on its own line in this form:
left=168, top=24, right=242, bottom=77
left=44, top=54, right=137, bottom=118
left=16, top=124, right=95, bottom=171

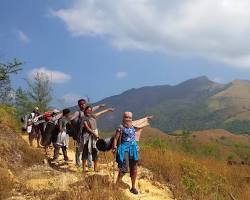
left=1, top=0, right=250, bottom=108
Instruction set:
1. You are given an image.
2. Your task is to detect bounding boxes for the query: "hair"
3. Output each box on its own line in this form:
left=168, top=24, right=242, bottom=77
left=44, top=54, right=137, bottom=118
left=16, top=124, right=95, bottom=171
left=78, top=99, right=86, bottom=105
left=62, top=108, right=71, bottom=116
left=84, top=105, right=92, bottom=115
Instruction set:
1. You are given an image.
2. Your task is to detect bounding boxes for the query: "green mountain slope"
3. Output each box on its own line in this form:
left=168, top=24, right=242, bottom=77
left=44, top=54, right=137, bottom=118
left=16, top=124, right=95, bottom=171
left=74, top=76, right=250, bottom=134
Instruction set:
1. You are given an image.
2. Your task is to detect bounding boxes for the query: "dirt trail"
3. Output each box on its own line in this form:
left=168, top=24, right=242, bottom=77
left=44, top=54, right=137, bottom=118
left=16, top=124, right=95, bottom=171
left=18, top=135, right=174, bottom=200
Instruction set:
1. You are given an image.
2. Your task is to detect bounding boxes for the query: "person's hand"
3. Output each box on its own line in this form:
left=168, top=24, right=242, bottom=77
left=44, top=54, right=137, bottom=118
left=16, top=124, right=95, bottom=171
left=108, top=108, right=115, bottom=112
left=112, top=147, right=117, bottom=154
left=147, top=115, right=153, bottom=120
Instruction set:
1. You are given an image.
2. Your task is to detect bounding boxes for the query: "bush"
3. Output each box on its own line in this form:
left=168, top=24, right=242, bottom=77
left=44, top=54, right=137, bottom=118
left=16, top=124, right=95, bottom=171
left=180, top=159, right=227, bottom=199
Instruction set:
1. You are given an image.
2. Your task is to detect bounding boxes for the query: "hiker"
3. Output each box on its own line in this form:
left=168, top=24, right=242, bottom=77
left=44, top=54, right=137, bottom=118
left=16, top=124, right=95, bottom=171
left=70, top=99, right=105, bottom=168
left=27, top=107, right=43, bottom=147
left=51, top=108, right=71, bottom=162
left=43, top=111, right=52, bottom=155
left=112, top=112, right=152, bottom=195
left=42, top=109, right=61, bottom=155
left=82, top=106, right=114, bottom=172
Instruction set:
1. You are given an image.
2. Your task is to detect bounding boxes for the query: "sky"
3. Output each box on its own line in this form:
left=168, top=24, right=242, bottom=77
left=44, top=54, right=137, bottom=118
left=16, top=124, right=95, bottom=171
left=1, top=0, right=250, bottom=108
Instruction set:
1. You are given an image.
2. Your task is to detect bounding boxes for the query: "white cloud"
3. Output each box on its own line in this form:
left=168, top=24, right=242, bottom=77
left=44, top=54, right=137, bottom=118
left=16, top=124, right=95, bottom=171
left=116, top=71, right=127, bottom=79
left=28, top=67, right=71, bottom=84
left=17, top=30, right=30, bottom=43
left=52, top=0, right=250, bottom=68
left=212, top=77, right=224, bottom=83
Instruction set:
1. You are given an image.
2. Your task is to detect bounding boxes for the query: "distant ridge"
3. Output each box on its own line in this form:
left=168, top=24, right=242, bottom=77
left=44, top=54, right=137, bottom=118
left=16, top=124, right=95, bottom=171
left=71, top=76, right=250, bottom=134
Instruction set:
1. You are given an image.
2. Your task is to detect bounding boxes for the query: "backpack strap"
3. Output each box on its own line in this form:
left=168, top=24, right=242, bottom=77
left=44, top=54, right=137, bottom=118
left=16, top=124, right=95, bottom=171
left=117, top=124, right=125, bottom=148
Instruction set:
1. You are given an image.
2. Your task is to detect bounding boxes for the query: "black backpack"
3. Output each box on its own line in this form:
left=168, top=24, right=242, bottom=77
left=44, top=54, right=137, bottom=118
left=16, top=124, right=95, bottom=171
left=70, top=111, right=84, bottom=141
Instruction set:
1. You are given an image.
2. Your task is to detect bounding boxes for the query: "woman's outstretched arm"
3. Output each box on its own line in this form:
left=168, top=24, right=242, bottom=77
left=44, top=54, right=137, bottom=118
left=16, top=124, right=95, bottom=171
left=94, top=108, right=115, bottom=118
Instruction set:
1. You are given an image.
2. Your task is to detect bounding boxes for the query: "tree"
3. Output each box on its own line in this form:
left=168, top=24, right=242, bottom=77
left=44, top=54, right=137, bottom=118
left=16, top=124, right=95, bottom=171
left=0, top=59, right=22, bottom=81
left=15, top=87, right=33, bottom=117
left=0, top=59, right=22, bottom=104
left=15, top=72, right=53, bottom=116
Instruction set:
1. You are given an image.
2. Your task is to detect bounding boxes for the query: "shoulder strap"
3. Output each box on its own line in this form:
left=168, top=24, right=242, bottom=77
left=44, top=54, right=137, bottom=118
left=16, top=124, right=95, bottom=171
left=117, top=124, right=125, bottom=147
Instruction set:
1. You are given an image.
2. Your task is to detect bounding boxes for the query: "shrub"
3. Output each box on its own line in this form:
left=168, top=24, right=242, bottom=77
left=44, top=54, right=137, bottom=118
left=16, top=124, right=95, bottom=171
left=180, top=159, right=227, bottom=199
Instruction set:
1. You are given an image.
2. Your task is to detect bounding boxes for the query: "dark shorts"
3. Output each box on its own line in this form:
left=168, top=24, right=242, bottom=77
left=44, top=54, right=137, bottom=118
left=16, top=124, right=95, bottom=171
left=118, top=152, right=138, bottom=178
left=82, top=144, right=98, bottom=161
left=29, top=126, right=41, bottom=140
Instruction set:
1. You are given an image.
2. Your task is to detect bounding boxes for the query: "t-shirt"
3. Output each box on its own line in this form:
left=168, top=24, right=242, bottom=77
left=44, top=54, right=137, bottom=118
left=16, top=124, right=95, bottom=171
left=83, top=115, right=97, bottom=131
left=121, top=127, right=136, bottom=143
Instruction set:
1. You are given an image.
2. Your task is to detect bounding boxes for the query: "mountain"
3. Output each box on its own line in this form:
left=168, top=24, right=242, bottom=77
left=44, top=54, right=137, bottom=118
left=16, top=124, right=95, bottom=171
left=73, top=76, right=250, bottom=134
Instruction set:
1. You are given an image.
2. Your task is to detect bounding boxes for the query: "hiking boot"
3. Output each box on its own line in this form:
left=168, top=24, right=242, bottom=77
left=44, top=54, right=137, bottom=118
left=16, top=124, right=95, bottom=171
left=130, top=188, right=139, bottom=195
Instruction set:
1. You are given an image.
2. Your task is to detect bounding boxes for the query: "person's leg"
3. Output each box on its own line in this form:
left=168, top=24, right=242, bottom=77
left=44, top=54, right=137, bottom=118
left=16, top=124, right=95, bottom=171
left=45, top=146, right=49, bottom=156
left=75, top=143, right=80, bottom=166
left=62, top=146, right=69, bottom=161
left=52, top=144, right=60, bottom=161
left=129, top=160, right=139, bottom=194
left=92, top=148, right=98, bottom=172
left=116, top=152, right=129, bottom=183
left=37, top=130, right=41, bottom=148
left=82, top=145, right=89, bottom=172
left=29, top=133, right=33, bottom=147
left=87, top=152, right=93, bottom=168
left=75, top=139, right=83, bottom=167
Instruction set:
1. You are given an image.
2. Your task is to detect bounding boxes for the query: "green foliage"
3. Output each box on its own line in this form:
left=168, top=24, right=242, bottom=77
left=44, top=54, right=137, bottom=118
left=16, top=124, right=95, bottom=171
left=233, top=143, right=250, bottom=161
left=223, top=120, right=250, bottom=134
left=15, top=87, right=34, bottom=117
left=180, top=131, right=194, bottom=153
left=180, top=159, right=227, bottom=198
left=0, top=59, right=22, bottom=81
left=226, top=153, right=236, bottom=161
left=15, top=72, right=53, bottom=116
left=149, top=138, right=169, bottom=149
left=0, top=105, right=19, bottom=129
left=0, top=59, right=22, bottom=104
left=200, top=144, right=221, bottom=158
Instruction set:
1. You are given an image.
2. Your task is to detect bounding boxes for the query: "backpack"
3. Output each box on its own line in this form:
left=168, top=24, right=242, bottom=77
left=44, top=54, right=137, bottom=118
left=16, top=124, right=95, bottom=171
left=51, top=124, right=60, bottom=143
left=71, top=111, right=84, bottom=141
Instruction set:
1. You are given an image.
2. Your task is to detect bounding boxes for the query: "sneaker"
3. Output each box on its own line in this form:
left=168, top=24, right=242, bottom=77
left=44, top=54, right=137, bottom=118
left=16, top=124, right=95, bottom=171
left=130, top=188, right=139, bottom=195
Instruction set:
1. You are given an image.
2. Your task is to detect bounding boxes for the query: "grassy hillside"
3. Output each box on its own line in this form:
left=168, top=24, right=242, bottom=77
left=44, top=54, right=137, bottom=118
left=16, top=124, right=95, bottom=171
left=138, top=127, right=250, bottom=200
left=0, top=105, right=128, bottom=200
left=140, top=127, right=250, bottom=161
left=88, top=77, right=250, bottom=134
left=0, top=105, right=44, bottom=199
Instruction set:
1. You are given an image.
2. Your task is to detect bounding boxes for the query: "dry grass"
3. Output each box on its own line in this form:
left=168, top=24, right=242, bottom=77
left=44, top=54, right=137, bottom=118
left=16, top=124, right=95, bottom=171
left=53, top=175, right=126, bottom=200
left=140, top=146, right=250, bottom=200
left=0, top=105, right=44, bottom=199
